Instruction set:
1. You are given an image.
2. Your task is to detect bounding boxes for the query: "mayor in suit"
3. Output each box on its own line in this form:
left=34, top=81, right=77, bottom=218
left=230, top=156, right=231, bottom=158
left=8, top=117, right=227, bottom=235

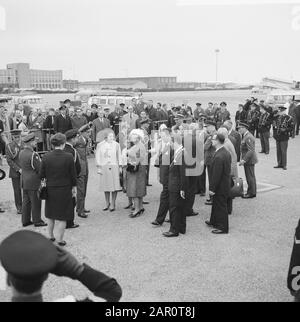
left=54, top=105, right=73, bottom=134
left=92, top=109, right=111, bottom=143
left=206, top=133, right=232, bottom=234
left=238, top=122, right=258, bottom=199
left=163, top=133, right=188, bottom=238
left=19, top=133, right=47, bottom=228
left=39, top=133, right=77, bottom=247
left=122, top=105, right=139, bottom=133
left=152, top=128, right=173, bottom=226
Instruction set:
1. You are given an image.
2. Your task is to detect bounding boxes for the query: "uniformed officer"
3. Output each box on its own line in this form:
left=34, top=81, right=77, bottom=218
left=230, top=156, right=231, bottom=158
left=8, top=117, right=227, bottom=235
left=273, top=105, right=294, bottom=171
left=237, top=122, right=258, bottom=199
left=0, top=230, right=122, bottom=302
left=258, top=105, right=272, bottom=155
left=19, top=133, right=47, bottom=228
left=64, top=129, right=82, bottom=229
left=76, top=124, right=91, bottom=219
left=6, top=130, right=24, bottom=214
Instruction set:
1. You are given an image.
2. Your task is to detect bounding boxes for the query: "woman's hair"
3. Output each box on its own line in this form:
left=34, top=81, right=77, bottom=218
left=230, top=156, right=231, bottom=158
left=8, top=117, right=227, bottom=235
left=50, top=133, right=66, bottom=147
left=129, top=129, right=144, bottom=142
left=104, top=131, right=115, bottom=140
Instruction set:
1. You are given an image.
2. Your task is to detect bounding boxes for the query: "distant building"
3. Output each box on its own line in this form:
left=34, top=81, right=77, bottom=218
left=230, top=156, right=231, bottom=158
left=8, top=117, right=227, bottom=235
left=0, top=63, right=63, bottom=90
left=63, top=79, right=79, bottom=91
left=99, top=77, right=177, bottom=90
left=261, top=77, right=295, bottom=90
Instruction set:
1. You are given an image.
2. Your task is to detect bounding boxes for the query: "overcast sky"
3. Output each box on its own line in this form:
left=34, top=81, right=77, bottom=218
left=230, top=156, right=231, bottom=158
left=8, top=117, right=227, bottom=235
left=0, top=0, right=299, bottom=83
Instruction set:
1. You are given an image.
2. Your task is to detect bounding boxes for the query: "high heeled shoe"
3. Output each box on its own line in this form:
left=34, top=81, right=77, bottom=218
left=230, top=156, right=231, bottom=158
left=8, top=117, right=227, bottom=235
left=103, top=204, right=110, bottom=211
left=124, top=204, right=133, bottom=210
left=129, top=209, right=143, bottom=218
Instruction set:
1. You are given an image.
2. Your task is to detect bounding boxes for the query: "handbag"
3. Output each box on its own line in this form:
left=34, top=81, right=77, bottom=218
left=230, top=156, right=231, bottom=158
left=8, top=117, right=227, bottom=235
left=0, top=169, right=6, bottom=181
left=126, top=163, right=140, bottom=173
left=230, top=177, right=244, bottom=198
left=37, top=179, right=48, bottom=200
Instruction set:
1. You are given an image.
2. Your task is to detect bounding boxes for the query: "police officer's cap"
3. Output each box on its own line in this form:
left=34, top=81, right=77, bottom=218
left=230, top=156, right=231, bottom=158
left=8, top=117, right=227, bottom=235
left=220, top=102, right=227, bottom=107
left=64, top=99, right=71, bottom=104
left=236, top=122, right=249, bottom=130
left=196, top=103, right=202, bottom=107
left=177, top=113, right=185, bottom=118
left=0, top=231, right=58, bottom=278
left=65, top=129, right=79, bottom=140
left=278, top=105, right=287, bottom=111
left=119, top=103, right=125, bottom=107
left=59, top=105, right=67, bottom=111
left=205, top=120, right=217, bottom=127
left=91, top=104, right=98, bottom=109
left=23, top=132, right=36, bottom=143
left=10, top=129, right=22, bottom=136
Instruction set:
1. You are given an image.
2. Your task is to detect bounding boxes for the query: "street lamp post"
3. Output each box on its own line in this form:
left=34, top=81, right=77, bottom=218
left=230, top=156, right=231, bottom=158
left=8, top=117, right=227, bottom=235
left=215, top=49, right=220, bottom=84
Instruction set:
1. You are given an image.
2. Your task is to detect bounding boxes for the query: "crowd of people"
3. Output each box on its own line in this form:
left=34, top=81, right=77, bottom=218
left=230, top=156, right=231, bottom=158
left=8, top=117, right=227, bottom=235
left=0, top=95, right=300, bottom=301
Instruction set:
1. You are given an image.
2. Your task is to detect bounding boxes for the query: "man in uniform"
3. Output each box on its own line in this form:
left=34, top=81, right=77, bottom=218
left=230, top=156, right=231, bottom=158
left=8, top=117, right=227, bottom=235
left=273, top=105, right=294, bottom=170
left=237, top=122, right=258, bottom=199
left=193, top=103, right=205, bottom=121
left=0, top=230, right=122, bottom=302
left=6, top=130, right=24, bottom=214
left=205, top=102, right=216, bottom=122
left=108, top=104, right=126, bottom=136
left=19, top=133, right=47, bottom=228
left=64, top=130, right=81, bottom=229
left=76, top=124, right=91, bottom=219
left=247, top=103, right=260, bottom=137
left=215, top=102, right=231, bottom=129
left=258, top=105, right=272, bottom=155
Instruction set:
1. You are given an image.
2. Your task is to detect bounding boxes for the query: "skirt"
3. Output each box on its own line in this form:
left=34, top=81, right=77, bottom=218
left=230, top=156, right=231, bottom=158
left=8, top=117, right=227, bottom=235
left=126, top=165, right=147, bottom=198
left=99, top=165, right=122, bottom=192
left=45, top=186, right=73, bottom=221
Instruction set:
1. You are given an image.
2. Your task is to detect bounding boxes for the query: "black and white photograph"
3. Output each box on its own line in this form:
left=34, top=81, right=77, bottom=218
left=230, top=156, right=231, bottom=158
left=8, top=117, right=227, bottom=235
left=0, top=0, right=300, bottom=306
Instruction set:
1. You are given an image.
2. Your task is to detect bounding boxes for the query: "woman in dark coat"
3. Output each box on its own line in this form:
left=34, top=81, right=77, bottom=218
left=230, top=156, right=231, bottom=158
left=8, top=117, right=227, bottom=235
left=39, top=133, right=77, bottom=246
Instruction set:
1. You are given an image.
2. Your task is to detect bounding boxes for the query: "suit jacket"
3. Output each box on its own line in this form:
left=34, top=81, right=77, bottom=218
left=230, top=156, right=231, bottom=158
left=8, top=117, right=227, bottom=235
left=19, top=147, right=41, bottom=190
left=6, top=142, right=24, bottom=178
left=122, top=113, right=139, bottom=132
left=54, top=114, right=73, bottom=134
left=39, top=150, right=77, bottom=188
left=168, top=147, right=188, bottom=193
left=229, top=129, right=241, bottom=162
left=43, top=115, right=56, bottom=134
left=204, top=131, right=216, bottom=166
left=157, top=142, right=173, bottom=186
left=71, top=116, right=87, bottom=130
left=92, top=118, right=111, bottom=142
left=194, top=108, right=205, bottom=121
left=209, top=147, right=231, bottom=196
left=64, top=143, right=81, bottom=177
left=241, top=131, right=258, bottom=165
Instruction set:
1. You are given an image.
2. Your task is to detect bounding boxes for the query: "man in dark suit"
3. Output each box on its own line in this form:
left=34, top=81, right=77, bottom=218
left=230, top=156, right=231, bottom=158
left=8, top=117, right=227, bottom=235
left=108, top=104, right=127, bottom=136
left=152, top=129, right=173, bottom=226
left=64, top=130, right=82, bottom=229
left=163, top=133, right=188, bottom=238
left=238, top=122, right=258, bottom=199
left=206, top=133, right=231, bottom=234
left=223, top=120, right=241, bottom=162
left=54, top=106, right=73, bottom=134
left=258, top=105, right=272, bottom=155
left=19, top=133, right=47, bottom=228
left=6, top=130, right=24, bottom=214
left=43, top=108, right=56, bottom=151
left=92, top=109, right=111, bottom=143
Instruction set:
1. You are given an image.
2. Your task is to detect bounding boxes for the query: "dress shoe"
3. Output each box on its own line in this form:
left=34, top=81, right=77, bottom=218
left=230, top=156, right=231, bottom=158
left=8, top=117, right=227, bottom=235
left=205, top=221, right=213, bottom=227
left=283, top=167, right=287, bottom=170
left=0, top=208, right=5, bottom=213
left=23, top=221, right=34, bottom=227
left=78, top=213, right=88, bottom=219
left=58, top=241, right=67, bottom=247
left=274, top=165, right=283, bottom=169
left=212, top=230, right=228, bottom=235
left=151, top=220, right=162, bottom=226
left=17, top=210, right=22, bottom=215
left=163, top=231, right=179, bottom=238
left=179, top=230, right=186, bottom=235
left=259, top=151, right=265, bottom=154
left=187, top=211, right=199, bottom=217
left=34, top=221, right=48, bottom=228
left=49, top=238, right=56, bottom=242
left=242, top=194, right=256, bottom=199
left=205, top=201, right=213, bottom=206
left=103, top=204, right=110, bottom=211
left=165, top=219, right=170, bottom=223
left=110, top=208, right=116, bottom=212
left=124, top=204, right=133, bottom=210
left=84, top=209, right=91, bottom=213
left=66, top=224, right=80, bottom=229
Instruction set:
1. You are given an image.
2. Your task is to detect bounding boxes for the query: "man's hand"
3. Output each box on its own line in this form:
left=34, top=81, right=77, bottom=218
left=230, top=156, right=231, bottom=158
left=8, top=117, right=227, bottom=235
left=180, top=191, right=185, bottom=199
left=209, top=191, right=215, bottom=197
left=239, top=160, right=246, bottom=166
left=51, top=246, right=84, bottom=280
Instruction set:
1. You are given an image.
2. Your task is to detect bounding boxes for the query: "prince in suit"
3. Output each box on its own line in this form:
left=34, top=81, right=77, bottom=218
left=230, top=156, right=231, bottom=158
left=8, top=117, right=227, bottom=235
left=92, top=109, right=111, bottom=143
left=238, top=122, right=258, bottom=199
left=54, top=106, right=73, bottom=134
left=206, top=133, right=231, bottom=234
left=163, top=133, right=188, bottom=238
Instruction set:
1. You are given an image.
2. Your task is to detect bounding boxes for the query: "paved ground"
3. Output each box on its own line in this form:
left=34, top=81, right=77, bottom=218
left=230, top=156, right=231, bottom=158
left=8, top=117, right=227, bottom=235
left=0, top=136, right=299, bottom=302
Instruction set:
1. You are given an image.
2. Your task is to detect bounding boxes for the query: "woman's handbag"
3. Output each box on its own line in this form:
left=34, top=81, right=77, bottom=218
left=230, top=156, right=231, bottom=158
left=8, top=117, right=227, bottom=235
left=0, top=169, right=6, bottom=181
left=126, top=163, right=140, bottom=173
left=37, top=179, right=48, bottom=200
left=230, top=177, right=244, bottom=198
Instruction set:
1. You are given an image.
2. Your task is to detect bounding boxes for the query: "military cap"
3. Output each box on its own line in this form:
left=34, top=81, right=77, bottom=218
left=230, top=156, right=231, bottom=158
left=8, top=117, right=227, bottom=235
left=104, top=107, right=110, bottom=111
left=91, top=104, right=98, bottom=109
left=75, top=107, right=82, bottom=112
left=64, top=99, right=71, bottom=104
left=220, top=102, right=227, bottom=107
left=10, top=129, right=22, bottom=136
left=177, top=112, right=185, bottom=118
left=23, top=132, right=36, bottom=143
left=59, top=105, right=67, bottom=111
left=119, top=103, right=125, bottom=107
left=196, top=103, right=202, bottom=106
left=65, top=129, right=79, bottom=140
left=205, top=120, right=217, bottom=127
left=0, top=231, right=58, bottom=278
left=236, top=122, right=249, bottom=129
left=278, top=105, right=287, bottom=111
left=140, top=119, right=149, bottom=125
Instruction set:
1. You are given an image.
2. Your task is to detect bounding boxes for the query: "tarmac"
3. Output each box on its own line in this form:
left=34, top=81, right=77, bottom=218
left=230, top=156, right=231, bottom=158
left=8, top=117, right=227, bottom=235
left=0, top=135, right=299, bottom=302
